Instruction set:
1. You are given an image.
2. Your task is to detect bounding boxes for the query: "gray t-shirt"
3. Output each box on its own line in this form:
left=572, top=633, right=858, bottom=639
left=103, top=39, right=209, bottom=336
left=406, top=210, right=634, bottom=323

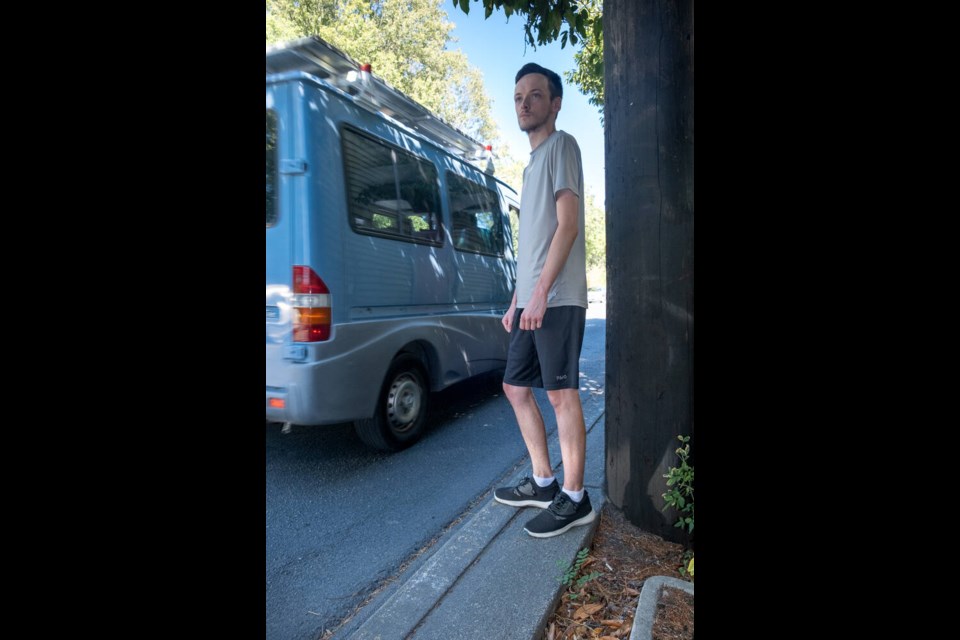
left=516, top=130, right=588, bottom=309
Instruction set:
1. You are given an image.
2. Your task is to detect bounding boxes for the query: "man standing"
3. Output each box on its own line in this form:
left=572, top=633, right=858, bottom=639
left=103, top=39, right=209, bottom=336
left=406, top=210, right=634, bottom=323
left=494, top=63, right=594, bottom=538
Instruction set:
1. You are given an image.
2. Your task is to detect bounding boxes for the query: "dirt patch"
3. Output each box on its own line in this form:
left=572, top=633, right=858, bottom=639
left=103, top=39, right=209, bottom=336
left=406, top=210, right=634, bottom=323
left=541, top=502, right=693, bottom=640
left=651, top=586, right=694, bottom=639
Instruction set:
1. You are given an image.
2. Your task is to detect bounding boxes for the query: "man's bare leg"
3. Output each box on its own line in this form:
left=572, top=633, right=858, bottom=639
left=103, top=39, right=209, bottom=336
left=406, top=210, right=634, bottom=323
left=546, top=388, right=586, bottom=492
left=503, top=382, right=552, bottom=478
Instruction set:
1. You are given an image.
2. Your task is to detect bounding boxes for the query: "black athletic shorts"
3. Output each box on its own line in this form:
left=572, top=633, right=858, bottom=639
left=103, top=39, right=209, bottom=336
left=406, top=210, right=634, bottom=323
left=503, top=305, right=586, bottom=390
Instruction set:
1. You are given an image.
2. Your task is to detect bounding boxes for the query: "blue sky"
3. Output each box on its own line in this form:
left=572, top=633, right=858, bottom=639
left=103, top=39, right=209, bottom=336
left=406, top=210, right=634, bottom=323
left=443, top=3, right=606, bottom=205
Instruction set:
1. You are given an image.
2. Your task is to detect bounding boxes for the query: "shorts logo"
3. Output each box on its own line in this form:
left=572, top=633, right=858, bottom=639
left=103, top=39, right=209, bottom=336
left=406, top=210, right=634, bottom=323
left=555, top=374, right=568, bottom=382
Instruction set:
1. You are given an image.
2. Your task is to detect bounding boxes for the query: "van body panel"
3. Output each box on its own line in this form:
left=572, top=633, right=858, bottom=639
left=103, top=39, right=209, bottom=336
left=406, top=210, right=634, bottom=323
left=266, top=38, right=518, bottom=431
left=264, top=311, right=507, bottom=425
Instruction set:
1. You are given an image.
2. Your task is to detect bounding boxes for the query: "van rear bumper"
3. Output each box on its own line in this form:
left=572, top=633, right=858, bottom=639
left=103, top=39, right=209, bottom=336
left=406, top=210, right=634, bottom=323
left=265, top=359, right=377, bottom=426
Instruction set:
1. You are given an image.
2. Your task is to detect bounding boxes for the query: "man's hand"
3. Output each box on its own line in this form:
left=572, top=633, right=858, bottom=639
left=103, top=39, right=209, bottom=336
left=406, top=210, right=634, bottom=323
left=519, top=289, right=547, bottom=331
left=502, top=298, right=517, bottom=332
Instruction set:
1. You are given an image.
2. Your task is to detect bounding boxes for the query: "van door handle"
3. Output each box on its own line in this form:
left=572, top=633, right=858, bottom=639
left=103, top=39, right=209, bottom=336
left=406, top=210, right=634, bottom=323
left=280, top=159, right=308, bottom=175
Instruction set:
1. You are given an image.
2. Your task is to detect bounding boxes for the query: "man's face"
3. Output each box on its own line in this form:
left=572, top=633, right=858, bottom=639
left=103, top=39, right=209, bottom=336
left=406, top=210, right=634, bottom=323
left=515, top=73, right=560, bottom=133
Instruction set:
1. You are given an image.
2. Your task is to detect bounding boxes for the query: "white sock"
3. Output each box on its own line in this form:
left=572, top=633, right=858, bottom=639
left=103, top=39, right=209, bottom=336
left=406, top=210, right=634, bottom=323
left=533, top=474, right=556, bottom=488
left=562, top=488, right=585, bottom=503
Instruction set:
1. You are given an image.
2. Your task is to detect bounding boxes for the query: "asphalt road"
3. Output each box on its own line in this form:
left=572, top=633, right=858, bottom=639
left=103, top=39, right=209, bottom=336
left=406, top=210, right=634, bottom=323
left=265, top=303, right=606, bottom=640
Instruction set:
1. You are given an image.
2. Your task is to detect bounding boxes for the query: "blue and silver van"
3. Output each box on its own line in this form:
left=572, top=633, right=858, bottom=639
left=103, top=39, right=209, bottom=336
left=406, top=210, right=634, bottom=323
left=266, top=36, right=518, bottom=450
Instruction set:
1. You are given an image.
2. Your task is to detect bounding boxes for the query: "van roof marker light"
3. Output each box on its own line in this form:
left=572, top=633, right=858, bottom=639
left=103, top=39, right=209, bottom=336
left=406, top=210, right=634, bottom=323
left=483, top=145, right=496, bottom=175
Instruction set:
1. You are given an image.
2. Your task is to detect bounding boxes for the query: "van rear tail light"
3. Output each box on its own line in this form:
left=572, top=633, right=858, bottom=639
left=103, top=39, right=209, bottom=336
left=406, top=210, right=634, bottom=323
left=292, top=266, right=331, bottom=342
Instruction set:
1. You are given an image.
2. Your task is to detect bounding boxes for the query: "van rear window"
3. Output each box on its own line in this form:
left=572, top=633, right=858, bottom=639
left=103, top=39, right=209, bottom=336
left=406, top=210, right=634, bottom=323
left=342, top=127, right=442, bottom=245
left=447, top=173, right=504, bottom=257
left=266, top=109, right=278, bottom=227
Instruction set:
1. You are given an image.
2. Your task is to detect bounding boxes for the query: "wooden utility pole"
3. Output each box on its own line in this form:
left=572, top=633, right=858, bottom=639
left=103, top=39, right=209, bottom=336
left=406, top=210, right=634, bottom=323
left=604, top=0, right=694, bottom=544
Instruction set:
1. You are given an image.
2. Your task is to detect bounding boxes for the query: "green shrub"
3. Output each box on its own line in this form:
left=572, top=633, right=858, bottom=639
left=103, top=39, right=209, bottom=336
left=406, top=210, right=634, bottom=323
left=662, top=435, right=694, bottom=535
left=662, top=435, right=694, bottom=578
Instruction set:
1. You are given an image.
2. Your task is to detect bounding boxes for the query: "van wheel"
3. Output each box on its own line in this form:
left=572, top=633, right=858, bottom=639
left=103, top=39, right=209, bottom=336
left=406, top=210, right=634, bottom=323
left=354, top=355, right=429, bottom=451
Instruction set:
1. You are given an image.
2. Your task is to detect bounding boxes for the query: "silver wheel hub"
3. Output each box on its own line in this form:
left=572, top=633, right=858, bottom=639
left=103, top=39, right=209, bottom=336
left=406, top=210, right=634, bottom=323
left=386, top=374, right=421, bottom=432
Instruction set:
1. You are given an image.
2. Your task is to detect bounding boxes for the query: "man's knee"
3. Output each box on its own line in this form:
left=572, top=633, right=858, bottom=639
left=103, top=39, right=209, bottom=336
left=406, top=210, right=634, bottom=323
left=546, top=387, right=580, bottom=411
left=503, top=381, right=533, bottom=405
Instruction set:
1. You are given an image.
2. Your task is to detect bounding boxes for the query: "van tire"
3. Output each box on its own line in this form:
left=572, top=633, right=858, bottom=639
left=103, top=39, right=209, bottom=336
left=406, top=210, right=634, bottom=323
left=354, top=355, right=429, bottom=451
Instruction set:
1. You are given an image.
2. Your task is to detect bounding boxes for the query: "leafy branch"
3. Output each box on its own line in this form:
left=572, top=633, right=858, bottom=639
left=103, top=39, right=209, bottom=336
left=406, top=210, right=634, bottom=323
left=452, top=0, right=593, bottom=49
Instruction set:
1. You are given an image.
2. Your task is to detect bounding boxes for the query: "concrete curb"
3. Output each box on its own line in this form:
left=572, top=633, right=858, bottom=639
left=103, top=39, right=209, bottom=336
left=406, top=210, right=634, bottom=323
left=406, top=492, right=605, bottom=640
left=631, top=575, right=694, bottom=640
left=343, top=412, right=607, bottom=640
left=347, top=490, right=520, bottom=639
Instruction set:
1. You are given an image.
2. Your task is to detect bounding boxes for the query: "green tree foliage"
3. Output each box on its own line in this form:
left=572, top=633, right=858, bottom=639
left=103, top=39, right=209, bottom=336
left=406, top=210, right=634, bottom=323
left=452, top=0, right=604, bottom=114
left=583, top=191, right=605, bottom=271
left=267, top=0, right=498, bottom=144
left=452, top=0, right=587, bottom=48
left=565, top=0, right=603, bottom=111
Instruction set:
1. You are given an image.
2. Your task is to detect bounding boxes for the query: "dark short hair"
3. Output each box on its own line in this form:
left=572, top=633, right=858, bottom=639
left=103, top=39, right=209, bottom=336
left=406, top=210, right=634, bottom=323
left=515, top=63, right=563, bottom=100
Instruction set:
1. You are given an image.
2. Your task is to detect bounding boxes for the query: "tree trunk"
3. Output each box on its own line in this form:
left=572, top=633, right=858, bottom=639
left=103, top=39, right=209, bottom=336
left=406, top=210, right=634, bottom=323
left=604, top=0, right=694, bottom=544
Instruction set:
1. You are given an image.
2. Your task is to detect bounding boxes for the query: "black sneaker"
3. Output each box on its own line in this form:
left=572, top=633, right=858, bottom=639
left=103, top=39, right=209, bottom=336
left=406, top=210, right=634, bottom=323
left=494, top=476, right=560, bottom=508
left=523, top=490, right=596, bottom=538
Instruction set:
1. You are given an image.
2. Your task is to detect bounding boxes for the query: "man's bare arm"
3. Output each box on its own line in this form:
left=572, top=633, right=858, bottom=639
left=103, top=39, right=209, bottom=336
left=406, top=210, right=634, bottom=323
left=519, top=188, right=579, bottom=330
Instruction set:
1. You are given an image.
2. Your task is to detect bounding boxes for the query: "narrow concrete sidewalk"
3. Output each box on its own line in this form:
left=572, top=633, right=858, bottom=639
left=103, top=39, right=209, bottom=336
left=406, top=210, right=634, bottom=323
left=344, top=413, right=607, bottom=640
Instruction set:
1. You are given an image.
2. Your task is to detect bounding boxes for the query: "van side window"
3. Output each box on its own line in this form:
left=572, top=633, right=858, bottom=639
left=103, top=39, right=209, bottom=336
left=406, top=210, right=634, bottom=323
left=342, top=127, right=442, bottom=245
left=447, top=172, right=504, bottom=256
left=266, top=109, right=278, bottom=227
